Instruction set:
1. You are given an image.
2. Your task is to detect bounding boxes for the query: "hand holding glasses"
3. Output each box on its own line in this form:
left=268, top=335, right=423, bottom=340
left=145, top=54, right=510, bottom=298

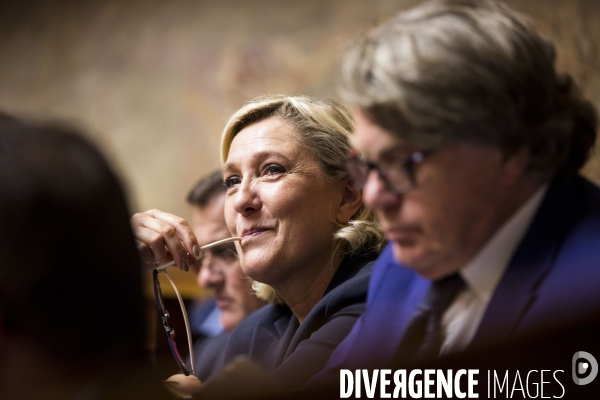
left=152, top=236, right=242, bottom=376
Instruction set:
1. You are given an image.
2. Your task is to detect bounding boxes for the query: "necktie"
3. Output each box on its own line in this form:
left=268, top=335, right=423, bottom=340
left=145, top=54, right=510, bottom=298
left=394, top=273, right=466, bottom=364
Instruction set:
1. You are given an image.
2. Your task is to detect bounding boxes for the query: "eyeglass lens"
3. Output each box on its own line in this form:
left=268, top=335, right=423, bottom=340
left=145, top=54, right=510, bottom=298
left=346, top=156, right=413, bottom=193
left=192, top=242, right=238, bottom=272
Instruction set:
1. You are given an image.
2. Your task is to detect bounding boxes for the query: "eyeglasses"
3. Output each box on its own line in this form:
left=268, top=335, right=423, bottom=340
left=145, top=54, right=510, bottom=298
left=152, top=268, right=195, bottom=376
left=151, top=237, right=241, bottom=376
left=345, top=148, right=438, bottom=194
left=191, top=242, right=238, bottom=274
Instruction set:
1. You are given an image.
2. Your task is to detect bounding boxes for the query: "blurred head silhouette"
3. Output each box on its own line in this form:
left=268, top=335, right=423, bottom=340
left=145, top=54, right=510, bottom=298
left=0, top=114, right=154, bottom=399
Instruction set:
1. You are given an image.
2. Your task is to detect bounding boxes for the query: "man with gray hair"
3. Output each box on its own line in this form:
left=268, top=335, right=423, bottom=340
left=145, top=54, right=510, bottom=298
left=319, top=0, right=600, bottom=374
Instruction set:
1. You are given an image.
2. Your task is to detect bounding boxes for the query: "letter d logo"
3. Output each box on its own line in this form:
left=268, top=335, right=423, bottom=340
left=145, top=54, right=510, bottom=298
left=572, top=351, right=598, bottom=385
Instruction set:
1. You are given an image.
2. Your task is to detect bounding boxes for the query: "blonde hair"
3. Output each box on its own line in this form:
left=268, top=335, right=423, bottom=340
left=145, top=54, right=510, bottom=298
left=221, top=95, right=385, bottom=303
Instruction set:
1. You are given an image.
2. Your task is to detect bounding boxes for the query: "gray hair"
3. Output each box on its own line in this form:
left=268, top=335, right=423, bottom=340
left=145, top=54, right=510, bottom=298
left=221, top=95, right=385, bottom=303
left=340, top=0, right=597, bottom=180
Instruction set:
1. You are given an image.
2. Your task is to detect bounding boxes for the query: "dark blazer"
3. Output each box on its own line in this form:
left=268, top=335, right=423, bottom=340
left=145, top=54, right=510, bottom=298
left=183, top=299, right=229, bottom=381
left=191, top=330, right=230, bottom=381
left=216, top=252, right=378, bottom=388
left=315, top=176, right=600, bottom=374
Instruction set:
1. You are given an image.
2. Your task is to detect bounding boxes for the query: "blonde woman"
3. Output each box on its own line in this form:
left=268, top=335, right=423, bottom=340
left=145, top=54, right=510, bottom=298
left=216, top=95, right=385, bottom=387
left=132, top=95, right=385, bottom=388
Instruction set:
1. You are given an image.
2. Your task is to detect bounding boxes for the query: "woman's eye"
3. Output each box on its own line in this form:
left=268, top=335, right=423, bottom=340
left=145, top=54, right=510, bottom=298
left=263, top=164, right=286, bottom=176
left=223, top=176, right=241, bottom=189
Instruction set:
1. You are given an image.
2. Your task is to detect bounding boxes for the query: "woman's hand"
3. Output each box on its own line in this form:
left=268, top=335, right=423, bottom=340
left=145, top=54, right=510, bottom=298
left=164, top=374, right=202, bottom=398
left=130, top=209, right=200, bottom=271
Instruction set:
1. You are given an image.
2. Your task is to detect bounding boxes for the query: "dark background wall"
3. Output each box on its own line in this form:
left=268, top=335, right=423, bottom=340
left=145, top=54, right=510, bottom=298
left=1, top=0, right=598, bottom=294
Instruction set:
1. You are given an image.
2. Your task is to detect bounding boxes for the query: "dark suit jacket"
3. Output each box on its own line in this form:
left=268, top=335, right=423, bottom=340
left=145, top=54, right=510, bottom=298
left=183, top=299, right=230, bottom=381
left=191, top=330, right=231, bottom=381
left=215, top=252, right=378, bottom=388
left=314, top=176, right=600, bottom=374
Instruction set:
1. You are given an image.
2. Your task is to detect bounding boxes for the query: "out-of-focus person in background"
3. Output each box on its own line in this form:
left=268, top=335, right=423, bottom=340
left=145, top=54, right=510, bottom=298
left=186, top=171, right=225, bottom=342
left=314, top=0, right=600, bottom=376
left=131, top=95, right=385, bottom=391
left=0, top=114, right=169, bottom=400
left=184, top=170, right=266, bottom=381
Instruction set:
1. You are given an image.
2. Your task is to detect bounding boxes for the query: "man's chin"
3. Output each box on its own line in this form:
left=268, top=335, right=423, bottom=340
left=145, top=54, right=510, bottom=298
left=391, top=243, right=430, bottom=274
left=391, top=244, right=460, bottom=280
left=221, top=313, right=244, bottom=332
left=391, top=241, right=419, bottom=265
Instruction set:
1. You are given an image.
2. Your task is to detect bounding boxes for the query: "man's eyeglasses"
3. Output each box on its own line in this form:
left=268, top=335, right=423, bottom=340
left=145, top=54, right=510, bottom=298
left=345, top=148, right=438, bottom=194
left=191, top=242, right=238, bottom=274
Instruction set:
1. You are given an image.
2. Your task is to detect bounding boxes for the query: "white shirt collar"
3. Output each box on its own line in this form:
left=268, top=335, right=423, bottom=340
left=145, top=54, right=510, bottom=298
left=460, top=184, right=549, bottom=302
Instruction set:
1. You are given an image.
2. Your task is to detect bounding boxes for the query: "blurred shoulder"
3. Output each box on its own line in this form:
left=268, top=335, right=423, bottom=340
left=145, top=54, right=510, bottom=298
left=226, top=304, right=290, bottom=344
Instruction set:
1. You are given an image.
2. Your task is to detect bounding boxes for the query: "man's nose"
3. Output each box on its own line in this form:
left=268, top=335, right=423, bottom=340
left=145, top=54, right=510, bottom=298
left=362, top=170, right=401, bottom=210
left=197, top=254, right=224, bottom=289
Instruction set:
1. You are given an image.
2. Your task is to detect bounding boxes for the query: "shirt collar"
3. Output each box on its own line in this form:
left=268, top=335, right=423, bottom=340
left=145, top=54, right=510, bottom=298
left=460, top=184, right=549, bottom=302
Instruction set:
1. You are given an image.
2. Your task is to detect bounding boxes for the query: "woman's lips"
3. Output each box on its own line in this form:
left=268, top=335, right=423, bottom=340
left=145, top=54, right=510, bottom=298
left=240, top=227, right=271, bottom=240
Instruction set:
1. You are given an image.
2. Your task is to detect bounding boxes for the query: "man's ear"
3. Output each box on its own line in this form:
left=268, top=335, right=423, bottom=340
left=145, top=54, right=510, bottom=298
left=336, top=179, right=363, bottom=224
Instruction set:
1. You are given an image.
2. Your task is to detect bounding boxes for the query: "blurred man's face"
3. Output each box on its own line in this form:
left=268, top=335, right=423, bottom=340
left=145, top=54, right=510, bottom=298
left=191, top=194, right=264, bottom=331
left=352, top=108, right=523, bottom=280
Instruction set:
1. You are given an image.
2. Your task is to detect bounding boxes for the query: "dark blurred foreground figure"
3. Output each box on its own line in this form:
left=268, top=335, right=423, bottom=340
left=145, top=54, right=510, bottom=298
left=314, top=0, right=600, bottom=382
left=0, top=115, right=169, bottom=400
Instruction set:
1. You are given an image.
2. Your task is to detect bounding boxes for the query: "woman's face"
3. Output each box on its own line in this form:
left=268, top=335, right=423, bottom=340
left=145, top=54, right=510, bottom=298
left=222, top=116, right=343, bottom=289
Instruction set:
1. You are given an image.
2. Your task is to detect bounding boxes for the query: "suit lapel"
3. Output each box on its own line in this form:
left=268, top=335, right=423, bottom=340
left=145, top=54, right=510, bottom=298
left=391, top=272, right=431, bottom=343
left=472, top=178, right=575, bottom=347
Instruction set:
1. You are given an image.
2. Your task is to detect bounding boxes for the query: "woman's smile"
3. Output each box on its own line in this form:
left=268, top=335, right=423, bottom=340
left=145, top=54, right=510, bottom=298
left=240, top=226, right=273, bottom=239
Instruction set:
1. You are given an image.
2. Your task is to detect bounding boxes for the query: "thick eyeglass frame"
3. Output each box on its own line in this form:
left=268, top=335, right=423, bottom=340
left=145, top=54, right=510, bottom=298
left=345, top=148, right=438, bottom=194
